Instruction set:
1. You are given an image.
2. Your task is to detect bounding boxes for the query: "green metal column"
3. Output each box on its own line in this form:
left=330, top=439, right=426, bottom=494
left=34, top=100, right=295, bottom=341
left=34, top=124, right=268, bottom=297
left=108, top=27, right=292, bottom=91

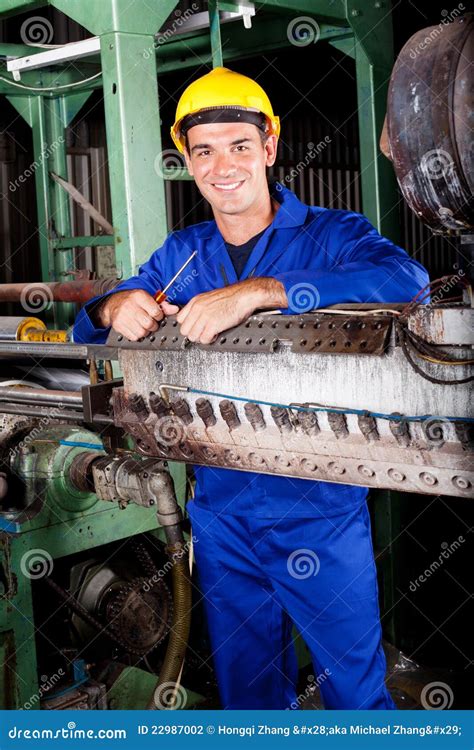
left=348, top=0, right=400, bottom=244
left=7, top=95, right=52, bottom=288
left=8, top=91, right=92, bottom=327
left=48, top=0, right=180, bottom=278
left=100, top=32, right=168, bottom=278
left=44, top=96, right=75, bottom=326
left=208, top=0, right=224, bottom=68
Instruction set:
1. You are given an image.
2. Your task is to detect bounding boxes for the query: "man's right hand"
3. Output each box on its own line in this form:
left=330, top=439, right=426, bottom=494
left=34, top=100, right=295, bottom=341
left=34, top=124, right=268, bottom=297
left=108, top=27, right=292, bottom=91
left=96, top=289, right=165, bottom=340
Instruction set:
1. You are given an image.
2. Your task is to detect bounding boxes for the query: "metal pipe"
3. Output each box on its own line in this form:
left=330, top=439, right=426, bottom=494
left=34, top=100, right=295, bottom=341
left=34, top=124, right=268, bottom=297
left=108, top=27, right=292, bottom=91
left=0, top=278, right=119, bottom=304
left=146, top=471, right=191, bottom=710
left=0, top=405, right=85, bottom=421
left=0, top=386, right=82, bottom=406
left=0, top=403, right=112, bottom=424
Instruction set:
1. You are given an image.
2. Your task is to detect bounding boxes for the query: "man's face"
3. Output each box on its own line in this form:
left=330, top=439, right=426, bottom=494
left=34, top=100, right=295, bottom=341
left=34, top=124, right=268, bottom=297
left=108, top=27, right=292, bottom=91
left=183, top=122, right=278, bottom=217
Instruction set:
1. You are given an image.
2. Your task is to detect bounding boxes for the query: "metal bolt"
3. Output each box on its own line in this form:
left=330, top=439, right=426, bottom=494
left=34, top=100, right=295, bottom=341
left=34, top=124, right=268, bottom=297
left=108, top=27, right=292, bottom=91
left=219, top=400, right=240, bottom=431
left=388, top=468, right=405, bottom=483
left=244, top=403, right=266, bottom=432
left=155, top=361, right=164, bottom=372
left=171, top=399, right=193, bottom=426
left=351, top=9, right=361, bottom=16
left=270, top=406, right=292, bottom=434
left=224, top=449, right=239, bottom=462
left=420, top=472, right=437, bottom=486
left=329, top=462, right=345, bottom=475
left=452, top=475, right=470, bottom=490
left=196, top=398, right=217, bottom=428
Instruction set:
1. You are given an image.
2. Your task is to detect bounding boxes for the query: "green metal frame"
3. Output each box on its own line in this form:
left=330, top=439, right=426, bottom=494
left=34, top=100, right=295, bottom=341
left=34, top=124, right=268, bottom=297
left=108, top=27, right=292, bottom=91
left=0, top=0, right=402, bottom=693
left=0, top=0, right=400, bottom=322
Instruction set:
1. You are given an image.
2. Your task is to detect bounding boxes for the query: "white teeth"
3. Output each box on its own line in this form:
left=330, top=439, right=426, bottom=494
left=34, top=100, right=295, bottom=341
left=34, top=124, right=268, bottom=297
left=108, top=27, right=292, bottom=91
left=214, top=181, right=241, bottom=190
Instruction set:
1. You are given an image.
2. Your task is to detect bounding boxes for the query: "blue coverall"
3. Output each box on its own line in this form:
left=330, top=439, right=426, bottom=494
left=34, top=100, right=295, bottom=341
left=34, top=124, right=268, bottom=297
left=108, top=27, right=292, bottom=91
left=74, top=182, right=429, bottom=710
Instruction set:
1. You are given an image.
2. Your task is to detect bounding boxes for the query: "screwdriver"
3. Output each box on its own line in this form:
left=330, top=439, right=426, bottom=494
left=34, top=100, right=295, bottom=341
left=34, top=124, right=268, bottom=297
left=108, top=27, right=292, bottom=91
left=154, top=251, right=197, bottom=305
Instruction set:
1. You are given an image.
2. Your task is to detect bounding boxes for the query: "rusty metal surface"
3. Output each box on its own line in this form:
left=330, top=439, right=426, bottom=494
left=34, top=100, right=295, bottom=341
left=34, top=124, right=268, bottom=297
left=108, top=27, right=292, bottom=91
left=112, top=386, right=473, bottom=499
left=0, top=278, right=119, bottom=304
left=107, top=312, right=393, bottom=356
left=407, top=306, right=474, bottom=345
left=387, top=13, right=473, bottom=232
left=113, top=309, right=474, bottom=498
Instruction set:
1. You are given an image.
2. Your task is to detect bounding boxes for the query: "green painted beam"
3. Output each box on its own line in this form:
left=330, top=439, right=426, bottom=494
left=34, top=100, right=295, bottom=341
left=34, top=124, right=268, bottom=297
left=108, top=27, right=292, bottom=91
left=46, top=95, right=78, bottom=325
left=50, top=0, right=179, bottom=36
left=346, top=0, right=394, bottom=70
left=328, top=37, right=355, bottom=59
left=52, top=235, right=115, bottom=249
left=354, top=42, right=400, bottom=244
left=7, top=91, right=93, bottom=326
left=100, top=31, right=168, bottom=277
left=156, top=19, right=352, bottom=74
left=208, top=0, right=224, bottom=68
left=7, top=95, right=52, bottom=287
left=0, top=65, right=102, bottom=95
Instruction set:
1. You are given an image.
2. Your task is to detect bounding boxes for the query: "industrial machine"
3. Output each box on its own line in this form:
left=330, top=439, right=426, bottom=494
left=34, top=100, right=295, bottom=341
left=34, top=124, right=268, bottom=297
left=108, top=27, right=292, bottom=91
left=0, top=1, right=472, bottom=711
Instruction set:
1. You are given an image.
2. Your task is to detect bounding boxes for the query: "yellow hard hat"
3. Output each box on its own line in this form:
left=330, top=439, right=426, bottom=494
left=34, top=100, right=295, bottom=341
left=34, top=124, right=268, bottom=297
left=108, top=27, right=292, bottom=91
left=171, top=67, right=280, bottom=153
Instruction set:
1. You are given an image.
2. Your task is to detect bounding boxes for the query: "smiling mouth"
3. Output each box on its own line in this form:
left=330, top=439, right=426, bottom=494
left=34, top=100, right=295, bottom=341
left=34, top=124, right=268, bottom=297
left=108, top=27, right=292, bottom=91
left=211, top=180, right=244, bottom=192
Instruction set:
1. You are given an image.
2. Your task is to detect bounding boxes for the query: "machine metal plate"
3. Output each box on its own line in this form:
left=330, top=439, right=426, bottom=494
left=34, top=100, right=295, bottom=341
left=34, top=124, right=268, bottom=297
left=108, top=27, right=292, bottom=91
left=107, top=313, right=393, bottom=356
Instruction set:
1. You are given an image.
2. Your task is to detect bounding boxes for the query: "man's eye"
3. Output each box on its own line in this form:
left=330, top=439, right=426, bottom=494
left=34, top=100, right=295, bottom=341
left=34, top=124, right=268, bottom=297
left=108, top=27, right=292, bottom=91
left=198, top=150, right=211, bottom=157
left=234, top=145, right=248, bottom=152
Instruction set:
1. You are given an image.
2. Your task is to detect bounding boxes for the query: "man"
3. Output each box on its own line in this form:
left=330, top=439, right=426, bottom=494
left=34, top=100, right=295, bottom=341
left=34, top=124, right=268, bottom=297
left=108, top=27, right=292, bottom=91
left=74, top=67, right=428, bottom=710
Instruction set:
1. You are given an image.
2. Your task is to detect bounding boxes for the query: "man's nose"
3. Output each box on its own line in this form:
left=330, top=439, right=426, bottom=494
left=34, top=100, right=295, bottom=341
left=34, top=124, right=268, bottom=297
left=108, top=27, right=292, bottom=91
left=213, top=151, right=237, bottom=176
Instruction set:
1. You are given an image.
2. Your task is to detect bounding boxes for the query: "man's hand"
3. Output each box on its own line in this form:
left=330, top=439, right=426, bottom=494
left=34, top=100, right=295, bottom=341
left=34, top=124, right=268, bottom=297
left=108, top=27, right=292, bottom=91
left=160, top=277, right=287, bottom=345
left=97, top=289, right=165, bottom=340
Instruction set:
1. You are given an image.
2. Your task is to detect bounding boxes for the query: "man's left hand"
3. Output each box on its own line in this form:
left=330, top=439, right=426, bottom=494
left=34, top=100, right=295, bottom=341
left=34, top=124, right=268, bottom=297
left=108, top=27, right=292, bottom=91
left=160, top=277, right=287, bottom=344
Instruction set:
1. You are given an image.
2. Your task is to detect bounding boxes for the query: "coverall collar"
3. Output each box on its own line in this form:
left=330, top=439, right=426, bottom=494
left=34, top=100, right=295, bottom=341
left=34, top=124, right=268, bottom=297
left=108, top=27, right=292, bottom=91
left=199, top=181, right=309, bottom=238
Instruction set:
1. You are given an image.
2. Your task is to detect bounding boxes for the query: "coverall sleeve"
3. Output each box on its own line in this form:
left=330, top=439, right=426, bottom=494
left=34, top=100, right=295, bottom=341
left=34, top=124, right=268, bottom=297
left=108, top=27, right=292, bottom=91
left=72, top=239, right=167, bottom=344
left=272, top=212, right=429, bottom=314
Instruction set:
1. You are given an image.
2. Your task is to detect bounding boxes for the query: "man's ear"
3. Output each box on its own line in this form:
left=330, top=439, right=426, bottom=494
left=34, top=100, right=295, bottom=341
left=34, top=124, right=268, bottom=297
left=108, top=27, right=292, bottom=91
left=264, top=134, right=278, bottom=168
left=183, top=147, right=194, bottom=176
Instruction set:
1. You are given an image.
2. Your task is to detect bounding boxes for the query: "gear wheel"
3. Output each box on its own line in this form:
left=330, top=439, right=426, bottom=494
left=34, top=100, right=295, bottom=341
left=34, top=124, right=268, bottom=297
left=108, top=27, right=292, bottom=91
left=106, top=576, right=173, bottom=656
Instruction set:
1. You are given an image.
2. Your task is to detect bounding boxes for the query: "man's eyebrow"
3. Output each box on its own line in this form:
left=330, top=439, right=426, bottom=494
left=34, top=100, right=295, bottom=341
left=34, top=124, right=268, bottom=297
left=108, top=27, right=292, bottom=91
left=190, top=137, right=252, bottom=153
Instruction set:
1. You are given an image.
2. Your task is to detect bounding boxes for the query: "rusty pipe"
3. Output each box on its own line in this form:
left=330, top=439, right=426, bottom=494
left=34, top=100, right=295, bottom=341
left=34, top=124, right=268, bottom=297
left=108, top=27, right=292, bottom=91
left=0, top=278, right=119, bottom=305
